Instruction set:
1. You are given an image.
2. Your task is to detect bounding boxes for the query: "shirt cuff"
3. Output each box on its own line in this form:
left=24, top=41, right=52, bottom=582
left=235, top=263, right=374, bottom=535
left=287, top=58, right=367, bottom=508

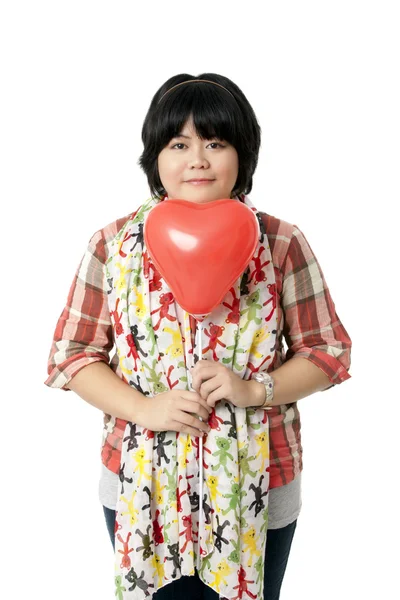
left=44, top=355, right=110, bottom=391
left=288, top=347, right=351, bottom=388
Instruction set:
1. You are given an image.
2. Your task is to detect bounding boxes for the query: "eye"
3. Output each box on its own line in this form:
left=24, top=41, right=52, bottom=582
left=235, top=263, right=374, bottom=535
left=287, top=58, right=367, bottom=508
left=170, top=142, right=225, bottom=150
left=208, top=142, right=225, bottom=149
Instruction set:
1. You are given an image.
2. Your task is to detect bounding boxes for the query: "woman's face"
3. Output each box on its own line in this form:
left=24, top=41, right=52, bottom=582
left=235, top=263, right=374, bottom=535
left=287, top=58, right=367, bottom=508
left=157, top=116, right=239, bottom=203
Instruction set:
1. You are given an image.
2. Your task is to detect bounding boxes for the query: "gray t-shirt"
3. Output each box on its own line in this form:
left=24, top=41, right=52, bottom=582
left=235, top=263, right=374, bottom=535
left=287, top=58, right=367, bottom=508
left=98, top=464, right=302, bottom=530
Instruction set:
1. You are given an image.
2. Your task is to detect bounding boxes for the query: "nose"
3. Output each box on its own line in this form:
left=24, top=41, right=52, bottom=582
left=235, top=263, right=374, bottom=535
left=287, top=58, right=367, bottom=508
left=187, top=147, right=210, bottom=168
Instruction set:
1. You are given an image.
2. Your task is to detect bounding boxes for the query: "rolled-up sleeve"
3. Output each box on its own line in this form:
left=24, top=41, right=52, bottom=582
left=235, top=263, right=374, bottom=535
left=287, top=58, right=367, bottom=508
left=281, top=225, right=352, bottom=388
left=44, top=229, right=114, bottom=391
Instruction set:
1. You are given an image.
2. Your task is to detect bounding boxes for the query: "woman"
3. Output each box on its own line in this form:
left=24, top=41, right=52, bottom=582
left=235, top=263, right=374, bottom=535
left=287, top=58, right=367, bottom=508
left=45, top=73, right=352, bottom=600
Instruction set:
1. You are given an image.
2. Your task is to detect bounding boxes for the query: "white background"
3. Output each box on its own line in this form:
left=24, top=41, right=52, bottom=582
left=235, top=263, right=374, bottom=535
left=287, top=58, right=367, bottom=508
left=1, top=1, right=399, bottom=599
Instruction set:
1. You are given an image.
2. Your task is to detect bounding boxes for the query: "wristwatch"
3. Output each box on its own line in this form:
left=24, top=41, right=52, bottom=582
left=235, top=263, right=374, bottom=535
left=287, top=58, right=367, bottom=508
left=252, top=371, right=274, bottom=410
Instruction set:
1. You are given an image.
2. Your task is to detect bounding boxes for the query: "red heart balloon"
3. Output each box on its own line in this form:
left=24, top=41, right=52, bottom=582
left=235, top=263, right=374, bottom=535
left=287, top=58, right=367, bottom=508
left=144, top=198, right=259, bottom=318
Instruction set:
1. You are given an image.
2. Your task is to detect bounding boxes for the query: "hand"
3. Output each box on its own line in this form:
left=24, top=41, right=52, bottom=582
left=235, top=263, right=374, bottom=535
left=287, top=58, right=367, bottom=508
left=135, top=389, right=212, bottom=437
left=191, top=359, right=263, bottom=409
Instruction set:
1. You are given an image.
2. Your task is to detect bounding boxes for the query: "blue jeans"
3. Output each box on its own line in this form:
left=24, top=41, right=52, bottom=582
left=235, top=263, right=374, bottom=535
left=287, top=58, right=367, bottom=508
left=103, top=505, right=297, bottom=600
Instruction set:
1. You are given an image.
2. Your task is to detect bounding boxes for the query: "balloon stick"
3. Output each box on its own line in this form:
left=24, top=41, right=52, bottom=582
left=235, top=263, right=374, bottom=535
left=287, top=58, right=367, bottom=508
left=196, top=320, right=203, bottom=571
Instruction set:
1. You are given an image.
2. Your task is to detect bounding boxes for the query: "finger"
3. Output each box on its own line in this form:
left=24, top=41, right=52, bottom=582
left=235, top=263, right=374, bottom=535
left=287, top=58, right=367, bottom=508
left=206, top=388, right=225, bottom=407
left=190, top=372, right=201, bottom=394
left=180, top=391, right=212, bottom=414
left=199, top=376, right=221, bottom=401
left=191, top=363, right=221, bottom=385
left=169, top=420, right=207, bottom=438
left=178, top=399, right=210, bottom=422
left=192, top=374, right=214, bottom=398
left=192, top=364, right=220, bottom=378
left=191, top=378, right=201, bottom=394
left=174, top=412, right=211, bottom=434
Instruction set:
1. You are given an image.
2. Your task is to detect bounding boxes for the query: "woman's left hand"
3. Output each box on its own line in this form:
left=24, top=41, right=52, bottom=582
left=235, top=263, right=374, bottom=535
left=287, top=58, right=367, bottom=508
left=190, top=359, right=263, bottom=409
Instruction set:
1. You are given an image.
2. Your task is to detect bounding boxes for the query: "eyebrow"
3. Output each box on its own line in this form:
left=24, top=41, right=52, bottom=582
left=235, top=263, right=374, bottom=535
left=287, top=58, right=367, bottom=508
left=172, top=134, right=220, bottom=140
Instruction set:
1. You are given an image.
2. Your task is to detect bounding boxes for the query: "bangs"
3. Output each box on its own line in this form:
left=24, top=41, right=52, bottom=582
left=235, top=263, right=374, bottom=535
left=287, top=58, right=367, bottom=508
left=153, top=83, right=240, bottom=149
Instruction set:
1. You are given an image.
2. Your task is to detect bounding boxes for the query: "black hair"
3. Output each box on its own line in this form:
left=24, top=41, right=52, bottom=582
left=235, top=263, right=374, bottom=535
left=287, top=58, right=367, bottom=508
left=137, top=73, right=261, bottom=199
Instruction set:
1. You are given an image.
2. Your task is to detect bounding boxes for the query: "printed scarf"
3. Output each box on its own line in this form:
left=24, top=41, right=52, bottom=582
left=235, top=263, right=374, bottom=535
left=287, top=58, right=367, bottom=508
left=106, top=194, right=277, bottom=599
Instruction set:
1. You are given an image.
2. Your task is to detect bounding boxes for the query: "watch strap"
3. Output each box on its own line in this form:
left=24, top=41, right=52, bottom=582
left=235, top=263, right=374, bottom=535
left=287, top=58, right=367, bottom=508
left=252, top=372, right=274, bottom=410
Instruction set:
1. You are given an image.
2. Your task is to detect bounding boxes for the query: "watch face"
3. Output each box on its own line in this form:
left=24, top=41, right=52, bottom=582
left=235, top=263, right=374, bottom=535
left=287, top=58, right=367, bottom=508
left=255, top=372, right=268, bottom=383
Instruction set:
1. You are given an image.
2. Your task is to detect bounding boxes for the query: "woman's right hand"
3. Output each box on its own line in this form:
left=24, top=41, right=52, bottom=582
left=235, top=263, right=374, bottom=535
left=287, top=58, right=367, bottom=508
left=135, top=389, right=212, bottom=437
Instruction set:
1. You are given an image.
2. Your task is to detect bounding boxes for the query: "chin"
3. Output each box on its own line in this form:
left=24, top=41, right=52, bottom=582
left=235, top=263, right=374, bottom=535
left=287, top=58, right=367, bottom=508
left=184, top=189, right=227, bottom=201
left=168, top=187, right=231, bottom=202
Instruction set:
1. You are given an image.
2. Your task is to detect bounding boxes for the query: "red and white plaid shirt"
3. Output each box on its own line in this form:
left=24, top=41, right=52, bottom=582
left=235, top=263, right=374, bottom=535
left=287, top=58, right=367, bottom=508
left=45, top=208, right=352, bottom=488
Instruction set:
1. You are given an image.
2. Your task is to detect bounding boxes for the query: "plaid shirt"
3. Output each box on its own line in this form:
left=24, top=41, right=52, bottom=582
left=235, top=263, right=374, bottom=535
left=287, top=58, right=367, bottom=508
left=45, top=208, right=352, bottom=488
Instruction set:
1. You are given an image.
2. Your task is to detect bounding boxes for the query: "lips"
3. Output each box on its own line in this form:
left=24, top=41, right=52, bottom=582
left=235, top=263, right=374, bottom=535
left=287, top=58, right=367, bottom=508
left=186, top=179, right=214, bottom=182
